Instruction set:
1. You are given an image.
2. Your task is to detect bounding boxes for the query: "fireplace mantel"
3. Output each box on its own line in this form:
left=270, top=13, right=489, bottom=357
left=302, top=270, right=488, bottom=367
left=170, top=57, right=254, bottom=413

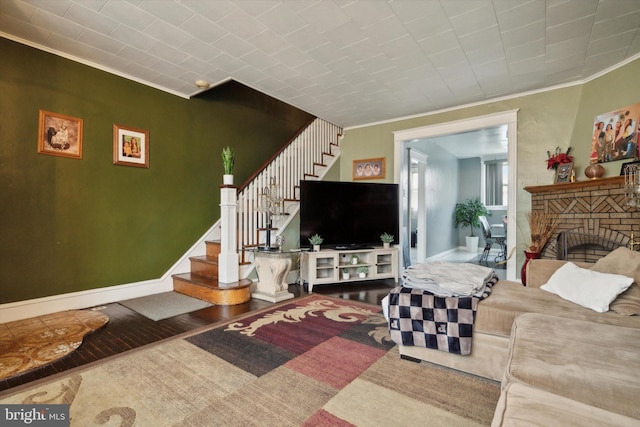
left=524, top=176, right=624, bottom=194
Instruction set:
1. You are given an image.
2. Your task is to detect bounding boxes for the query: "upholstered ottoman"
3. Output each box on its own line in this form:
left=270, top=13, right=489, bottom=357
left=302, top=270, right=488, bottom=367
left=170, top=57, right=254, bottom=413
left=492, top=313, right=640, bottom=426
left=492, top=382, right=639, bottom=427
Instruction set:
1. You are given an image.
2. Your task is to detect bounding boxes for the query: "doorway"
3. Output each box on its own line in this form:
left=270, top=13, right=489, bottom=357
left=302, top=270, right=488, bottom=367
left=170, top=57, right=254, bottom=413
left=393, top=110, right=518, bottom=281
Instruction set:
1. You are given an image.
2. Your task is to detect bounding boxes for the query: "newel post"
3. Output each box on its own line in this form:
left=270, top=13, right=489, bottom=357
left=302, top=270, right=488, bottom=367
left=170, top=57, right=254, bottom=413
left=218, top=184, right=239, bottom=283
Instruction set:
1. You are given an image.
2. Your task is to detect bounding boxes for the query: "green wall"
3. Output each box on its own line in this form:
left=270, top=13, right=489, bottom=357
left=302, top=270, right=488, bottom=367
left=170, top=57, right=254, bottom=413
left=340, top=58, right=640, bottom=266
left=0, top=38, right=313, bottom=303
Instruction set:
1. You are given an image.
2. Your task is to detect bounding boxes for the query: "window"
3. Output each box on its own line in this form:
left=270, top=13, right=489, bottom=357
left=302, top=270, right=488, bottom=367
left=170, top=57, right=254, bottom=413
left=485, top=160, right=508, bottom=207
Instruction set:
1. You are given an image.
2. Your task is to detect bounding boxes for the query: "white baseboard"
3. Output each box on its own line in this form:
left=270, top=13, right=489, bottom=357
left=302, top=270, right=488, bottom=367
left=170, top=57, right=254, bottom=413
left=0, top=279, right=172, bottom=323
left=0, top=221, right=226, bottom=323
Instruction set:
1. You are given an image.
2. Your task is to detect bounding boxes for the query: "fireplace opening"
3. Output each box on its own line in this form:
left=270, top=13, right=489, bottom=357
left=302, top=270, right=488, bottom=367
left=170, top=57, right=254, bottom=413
left=555, top=229, right=632, bottom=262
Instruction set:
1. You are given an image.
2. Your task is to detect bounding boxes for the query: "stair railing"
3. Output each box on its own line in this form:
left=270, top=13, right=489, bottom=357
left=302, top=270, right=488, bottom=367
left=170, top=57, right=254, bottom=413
left=236, top=118, right=342, bottom=256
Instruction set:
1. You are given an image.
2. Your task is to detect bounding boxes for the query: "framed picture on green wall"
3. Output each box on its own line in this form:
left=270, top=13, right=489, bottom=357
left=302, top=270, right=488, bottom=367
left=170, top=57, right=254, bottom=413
left=113, top=124, right=149, bottom=168
left=37, top=110, right=83, bottom=159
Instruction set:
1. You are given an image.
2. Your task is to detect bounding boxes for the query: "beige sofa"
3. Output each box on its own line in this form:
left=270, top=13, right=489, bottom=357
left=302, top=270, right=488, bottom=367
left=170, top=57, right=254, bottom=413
left=399, top=250, right=639, bottom=354
left=398, top=248, right=640, bottom=424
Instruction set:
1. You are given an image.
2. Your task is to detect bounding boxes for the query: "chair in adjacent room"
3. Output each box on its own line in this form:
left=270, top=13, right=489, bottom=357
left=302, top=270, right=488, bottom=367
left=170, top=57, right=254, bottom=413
left=479, top=215, right=506, bottom=263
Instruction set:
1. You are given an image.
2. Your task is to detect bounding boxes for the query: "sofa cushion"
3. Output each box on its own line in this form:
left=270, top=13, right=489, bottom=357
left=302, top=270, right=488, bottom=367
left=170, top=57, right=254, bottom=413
left=591, top=247, right=640, bottom=315
left=525, top=259, right=592, bottom=289
left=503, top=313, right=640, bottom=420
left=591, top=247, right=640, bottom=281
left=610, top=284, right=640, bottom=316
left=492, top=382, right=640, bottom=427
left=540, top=262, right=633, bottom=312
left=474, top=280, right=640, bottom=337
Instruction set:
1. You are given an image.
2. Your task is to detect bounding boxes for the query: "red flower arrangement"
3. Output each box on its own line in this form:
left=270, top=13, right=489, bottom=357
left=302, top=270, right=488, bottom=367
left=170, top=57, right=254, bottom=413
left=546, top=146, right=573, bottom=170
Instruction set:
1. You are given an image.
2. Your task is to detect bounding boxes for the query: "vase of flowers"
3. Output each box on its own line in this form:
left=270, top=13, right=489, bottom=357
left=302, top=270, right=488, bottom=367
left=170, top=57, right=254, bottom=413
left=547, top=146, right=573, bottom=182
left=521, top=211, right=561, bottom=285
left=521, top=251, right=540, bottom=286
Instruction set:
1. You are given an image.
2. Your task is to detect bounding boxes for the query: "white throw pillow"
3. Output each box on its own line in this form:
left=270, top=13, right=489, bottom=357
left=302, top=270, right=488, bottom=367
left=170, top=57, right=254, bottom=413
left=541, top=262, right=633, bottom=313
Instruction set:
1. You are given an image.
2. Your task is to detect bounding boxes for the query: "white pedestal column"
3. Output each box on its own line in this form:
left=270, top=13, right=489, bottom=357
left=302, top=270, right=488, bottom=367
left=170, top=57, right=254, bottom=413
left=218, top=185, right=239, bottom=283
left=253, top=251, right=295, bottom=303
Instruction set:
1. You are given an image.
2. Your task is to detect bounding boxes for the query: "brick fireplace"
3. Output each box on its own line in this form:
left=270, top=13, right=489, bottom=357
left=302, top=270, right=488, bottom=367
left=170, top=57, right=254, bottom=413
left=525, top=176, right=640, bottom=262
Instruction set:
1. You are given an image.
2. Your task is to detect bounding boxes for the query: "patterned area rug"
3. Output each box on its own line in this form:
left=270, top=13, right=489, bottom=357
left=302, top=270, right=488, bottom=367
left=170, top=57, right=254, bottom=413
left=0, top=295, right=499, bottom=426
left=0, top=309, right=109, bottom=380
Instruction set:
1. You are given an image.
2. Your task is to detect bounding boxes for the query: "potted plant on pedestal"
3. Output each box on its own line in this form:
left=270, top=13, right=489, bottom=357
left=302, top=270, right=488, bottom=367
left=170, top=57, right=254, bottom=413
left=454, top=197, right=489, bottom=253
left=309, top=234, right=323, bottom=252
left=380, top=232, right=394, bottom=249
left=221, top=146, right=234, bottom=185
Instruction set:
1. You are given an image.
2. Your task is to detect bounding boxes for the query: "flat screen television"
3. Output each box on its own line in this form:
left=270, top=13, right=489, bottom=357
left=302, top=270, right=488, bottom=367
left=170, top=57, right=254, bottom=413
left=300, top=180, right=399, bottom=249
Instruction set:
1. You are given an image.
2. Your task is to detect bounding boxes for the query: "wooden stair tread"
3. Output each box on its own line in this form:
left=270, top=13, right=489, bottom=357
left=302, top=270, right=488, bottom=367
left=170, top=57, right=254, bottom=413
left=190, top=255, right=218, bottom=265
left=173, top=273, right=250, bottom=289
left=173, top=273, right=252, bottom=305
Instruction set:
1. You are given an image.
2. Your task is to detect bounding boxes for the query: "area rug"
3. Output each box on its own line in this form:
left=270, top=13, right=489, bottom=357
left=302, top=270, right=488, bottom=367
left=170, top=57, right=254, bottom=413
left=0, top=295, right=499, bottom=426
left=0, top=309, right=109, bottom=380
left=119, top=291, right=212, bottom=321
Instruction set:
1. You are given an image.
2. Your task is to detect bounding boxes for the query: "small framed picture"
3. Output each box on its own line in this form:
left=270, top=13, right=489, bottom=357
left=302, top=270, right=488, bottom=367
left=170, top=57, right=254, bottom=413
left=555, top=162, right=573, bottom=183
left=37, top=110, right=83, bottom=159
left=620, top=160, right=640, bottom=175
left=353, top=157, right=385, bottom=180
left=113, top=124, right=149, bottom=168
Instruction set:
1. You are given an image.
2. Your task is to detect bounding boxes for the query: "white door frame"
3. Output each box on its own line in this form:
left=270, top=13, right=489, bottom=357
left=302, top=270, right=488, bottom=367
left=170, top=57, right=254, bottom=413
left=393, top=110, right=519, bottom=281
left=411, top=150, right=428, bottom=264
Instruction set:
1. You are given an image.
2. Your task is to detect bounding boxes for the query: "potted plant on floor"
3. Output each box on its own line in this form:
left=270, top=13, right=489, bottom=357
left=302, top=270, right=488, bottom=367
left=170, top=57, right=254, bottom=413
left=454, top=197, right=489, bottom=253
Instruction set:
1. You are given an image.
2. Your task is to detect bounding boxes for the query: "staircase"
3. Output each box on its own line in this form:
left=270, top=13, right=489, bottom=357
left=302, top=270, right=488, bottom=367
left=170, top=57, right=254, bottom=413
left=172, top=118, right=343, bottom=305
left=172, top=240, right=253, bottom=305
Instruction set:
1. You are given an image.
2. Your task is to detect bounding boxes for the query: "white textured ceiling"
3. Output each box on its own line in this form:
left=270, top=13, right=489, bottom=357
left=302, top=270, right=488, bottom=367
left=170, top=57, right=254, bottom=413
left=2, top=0, right=640, bottom=128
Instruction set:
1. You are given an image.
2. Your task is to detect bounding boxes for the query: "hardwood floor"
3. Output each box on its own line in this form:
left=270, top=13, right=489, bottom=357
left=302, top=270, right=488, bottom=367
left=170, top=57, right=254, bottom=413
left=0, top=280, right=396, bottom=393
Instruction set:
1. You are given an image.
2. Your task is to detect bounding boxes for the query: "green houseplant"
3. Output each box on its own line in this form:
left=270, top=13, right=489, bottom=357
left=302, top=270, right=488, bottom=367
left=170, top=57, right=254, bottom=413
left=221, top=146, right=235, bottom=184
left=309, top=234, right=323, bottom=251
left=380, top=232, right=394, bottom=248
left=454, top=197, right=489, bottom=252
left=357, top=265, right=368, bottom=278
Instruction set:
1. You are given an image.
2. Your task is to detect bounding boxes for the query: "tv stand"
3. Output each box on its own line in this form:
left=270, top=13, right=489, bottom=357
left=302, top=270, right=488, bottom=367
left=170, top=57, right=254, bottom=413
left=300, top=246, right=399, bottom=293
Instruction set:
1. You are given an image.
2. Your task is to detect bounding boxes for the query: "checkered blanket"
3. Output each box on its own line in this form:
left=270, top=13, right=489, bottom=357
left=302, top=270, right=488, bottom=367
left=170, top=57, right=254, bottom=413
left=387, top=273, right=498, bottom=355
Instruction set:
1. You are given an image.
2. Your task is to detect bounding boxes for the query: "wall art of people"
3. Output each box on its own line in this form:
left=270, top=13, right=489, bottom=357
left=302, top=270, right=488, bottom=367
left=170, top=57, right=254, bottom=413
left=591, top=102, right=640, bottom=164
